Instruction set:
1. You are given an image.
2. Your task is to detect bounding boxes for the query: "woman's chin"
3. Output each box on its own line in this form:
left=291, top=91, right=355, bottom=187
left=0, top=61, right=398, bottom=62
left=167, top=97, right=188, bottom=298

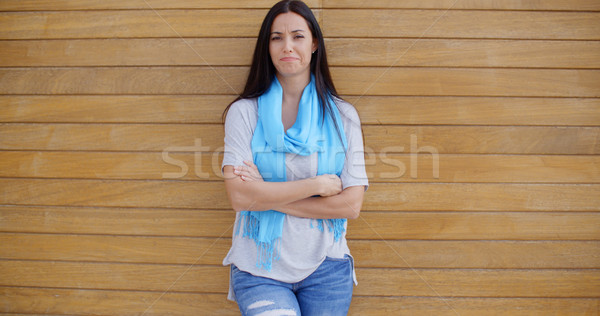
left=275, top=67, right=310, bottom=78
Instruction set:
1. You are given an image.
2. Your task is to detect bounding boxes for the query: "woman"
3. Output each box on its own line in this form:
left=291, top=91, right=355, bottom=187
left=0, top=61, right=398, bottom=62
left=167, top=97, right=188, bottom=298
left=221, top=1, right=368, bottom=315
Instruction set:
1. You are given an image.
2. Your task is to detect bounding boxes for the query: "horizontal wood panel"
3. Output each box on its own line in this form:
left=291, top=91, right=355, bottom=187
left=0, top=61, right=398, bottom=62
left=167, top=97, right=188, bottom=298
left=2, top=233, right=598, bottom=268
left=1, top=10, right=598, bottom=40
left=356, top=269, right=600, bottom=297
left=1, top=67, right=599, bottom=97
left=0, top=178, right=229, bottom=210
left=2, top=95, right=599, bottom=126
left=1, top=260, right=598, bottom=297
left=0, top=95, right=232, bottom=123
left=1, top=0, right=599, bottom=11
left=2, top=206, right=599, bottom=240
left=328, top=39, right=600, bottom=68
left=2, top=288, right=598, bottom=316
left=349, top=96, right=600, bottom=126
left=2, top=151, right=599, bottom=183
left=0, top=207, right=236, bottom=237
left=0, top=0, right=320, bottom=11
left=324, top=0, right=600, bottom=11
left=351, top=240, right=600, bottom=269
left=0, top=38, right=253, bottom=67
left=0, top=10, right=268, bottom=39
left=333, top=68, right=600, bottom=97
left=0, top=287, right=239, bottom=315
left=1, top=124, right=598, bottom=154
left=322, top=10, right=600, bottom=40
left=0, top=123, right=226, bottom=152
left=2, top=38, right=600, bottom=68
left=350, top=296, right=600, bottom=316
left=0, top=67, right=246, bottom=95
left=1, top=179, right=598, bottom=211
left=0, top=260, right=229, bottom=293
left=354, top=212, right=600, bottom=240
left=362, top=125, right=600, bottom=155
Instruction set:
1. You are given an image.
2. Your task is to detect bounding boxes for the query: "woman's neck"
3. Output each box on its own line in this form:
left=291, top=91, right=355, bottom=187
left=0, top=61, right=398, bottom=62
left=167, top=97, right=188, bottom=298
left=276, top=73, right=310, bottom=105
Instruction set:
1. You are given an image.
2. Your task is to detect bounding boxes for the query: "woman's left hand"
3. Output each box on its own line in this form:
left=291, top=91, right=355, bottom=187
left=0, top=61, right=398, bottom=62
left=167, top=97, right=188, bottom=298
left=233, top=160, right=264, bottom=182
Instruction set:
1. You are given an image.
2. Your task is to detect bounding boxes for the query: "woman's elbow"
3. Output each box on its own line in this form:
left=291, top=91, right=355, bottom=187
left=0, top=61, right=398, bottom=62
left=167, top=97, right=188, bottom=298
left=227, top=189, right=255, bottom=212
left=346, top=201, right=362, bottom=219
left=226, top=184, right=269, bottom=212
left=344, top=186, right=365, bottom=219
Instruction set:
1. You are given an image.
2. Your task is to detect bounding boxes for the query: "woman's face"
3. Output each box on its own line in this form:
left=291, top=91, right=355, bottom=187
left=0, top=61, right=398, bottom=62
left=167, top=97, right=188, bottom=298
left=269, top=12, right=317, bottom=80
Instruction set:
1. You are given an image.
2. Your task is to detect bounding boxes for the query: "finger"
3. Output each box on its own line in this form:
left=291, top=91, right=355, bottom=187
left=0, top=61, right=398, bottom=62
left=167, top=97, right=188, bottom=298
left=244, top=160, right=257, bottom=167
left=240, top=174, right=256, bottom=182
left=233, top=165, right=245, bottom=173
left=237, top=170, right=250, bottom=177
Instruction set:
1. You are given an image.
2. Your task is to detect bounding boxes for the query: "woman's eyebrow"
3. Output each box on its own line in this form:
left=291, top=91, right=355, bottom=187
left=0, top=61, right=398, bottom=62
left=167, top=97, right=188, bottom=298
left=270, top=29, right=306, bottom=34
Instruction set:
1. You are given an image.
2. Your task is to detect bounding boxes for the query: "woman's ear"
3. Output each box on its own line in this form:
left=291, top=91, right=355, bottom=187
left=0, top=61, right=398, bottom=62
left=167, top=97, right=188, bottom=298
left=312, top=39, right=318, bottom=53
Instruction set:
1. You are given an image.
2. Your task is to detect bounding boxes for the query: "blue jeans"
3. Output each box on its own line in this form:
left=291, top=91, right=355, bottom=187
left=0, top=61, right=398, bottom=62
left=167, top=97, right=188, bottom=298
left=231, top=256, right=354, bottom=316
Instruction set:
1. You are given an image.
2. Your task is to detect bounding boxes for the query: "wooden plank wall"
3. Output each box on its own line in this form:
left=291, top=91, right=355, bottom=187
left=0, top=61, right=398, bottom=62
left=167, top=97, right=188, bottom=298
left=1, top=0, right=599, bottom=315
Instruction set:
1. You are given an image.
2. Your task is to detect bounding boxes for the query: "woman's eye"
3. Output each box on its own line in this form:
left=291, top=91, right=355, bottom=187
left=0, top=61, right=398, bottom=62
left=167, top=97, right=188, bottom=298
left=295, top=35, right=304, bottom=39
left=271, top=36, right=281, bottom=41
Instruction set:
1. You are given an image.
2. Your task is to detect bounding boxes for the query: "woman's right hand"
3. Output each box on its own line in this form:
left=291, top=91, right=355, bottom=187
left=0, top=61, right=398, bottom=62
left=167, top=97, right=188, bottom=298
left=315, top=174, right=343, bottom=197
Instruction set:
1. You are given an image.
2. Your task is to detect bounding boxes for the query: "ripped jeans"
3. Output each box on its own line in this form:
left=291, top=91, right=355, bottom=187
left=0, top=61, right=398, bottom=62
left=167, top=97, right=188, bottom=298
left=231, top=256, right=354, bottom=316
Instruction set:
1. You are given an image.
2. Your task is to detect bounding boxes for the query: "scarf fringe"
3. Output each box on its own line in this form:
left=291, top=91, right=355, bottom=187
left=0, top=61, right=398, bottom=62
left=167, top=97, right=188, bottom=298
left=236, top=212, right=281, bottom=271
left=237, top=213, right=347, bottom=271
left=311, top=218, right=346, bottom=242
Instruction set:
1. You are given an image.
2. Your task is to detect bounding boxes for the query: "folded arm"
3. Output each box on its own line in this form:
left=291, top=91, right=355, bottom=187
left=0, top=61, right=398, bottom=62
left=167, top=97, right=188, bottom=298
left=223, top=162, right=342, bottom=213
left=224, top=161, right=364, bottom=219
left=274, top=185, right=364, bottom=219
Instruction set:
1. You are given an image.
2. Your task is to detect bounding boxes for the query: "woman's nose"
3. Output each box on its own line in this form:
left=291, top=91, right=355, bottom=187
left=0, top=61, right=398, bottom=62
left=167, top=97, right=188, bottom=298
left=283, top=38, right=293, bottom=53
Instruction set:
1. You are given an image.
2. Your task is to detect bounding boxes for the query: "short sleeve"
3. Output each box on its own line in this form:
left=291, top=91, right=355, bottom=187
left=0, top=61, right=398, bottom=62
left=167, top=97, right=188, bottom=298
left=338, top=101, right=369, bottom=191
left=221, top=99, right=258, bottom=176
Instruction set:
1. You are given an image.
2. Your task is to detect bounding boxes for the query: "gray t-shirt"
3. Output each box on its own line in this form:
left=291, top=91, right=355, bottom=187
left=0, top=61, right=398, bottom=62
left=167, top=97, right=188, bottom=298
left=221, top=97, right=369, bottom=301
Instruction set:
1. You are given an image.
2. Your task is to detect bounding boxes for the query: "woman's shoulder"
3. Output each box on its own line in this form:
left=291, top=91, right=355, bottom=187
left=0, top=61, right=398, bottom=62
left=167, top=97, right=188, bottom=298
left=332, top=96, right=361, bottom=126
left=229, top=97, right=258, bottom=113
left=225, top=97, right=259, bottom=121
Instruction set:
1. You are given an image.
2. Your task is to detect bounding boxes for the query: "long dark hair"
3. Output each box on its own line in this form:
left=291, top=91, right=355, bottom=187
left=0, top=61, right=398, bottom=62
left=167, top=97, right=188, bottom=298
left=221, top=0, right=344, bottom=140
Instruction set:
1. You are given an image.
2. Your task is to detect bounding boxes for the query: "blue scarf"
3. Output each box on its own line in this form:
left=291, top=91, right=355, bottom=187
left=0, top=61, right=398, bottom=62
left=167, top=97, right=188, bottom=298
left=237, top=74, right=348, bottom=271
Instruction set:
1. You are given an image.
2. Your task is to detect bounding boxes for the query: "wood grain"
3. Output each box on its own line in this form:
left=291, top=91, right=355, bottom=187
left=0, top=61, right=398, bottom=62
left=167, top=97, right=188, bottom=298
left=2, top=39, right=599, bottom=68
left=2, top=287, right=598, bottom=316
left=1, top=260, right=598, bottom=297
left=1, top=151, right=598, bottom=183
left=1, top=10, right=598, bottom=39
left=1, top=67, right=599, bottom=97
left=2, top=95, right=599, bottom=126
left=353, top=211, right=600, bottom=240
left=354, top=268, right=600, bottom=297
left=1, top=179, right=598, bottom=211
left=0, top=206, right=236, bottom=237
left=0, top=0, right=600, bottom=11
left=0, top=10, right=269, bottom=39
left=2, top=233, right=598, bottom=268
left=332, top=67, right=600, bottom=97
left=0, top=0, right=320, bottom=11
left=0, top=95, right=233, bottom=123
left=1, top=206, right=598, bottom=240
left=323, top=0, right=600, bottom=11
left=1, top=124, right=598, bottom=154
left=0, top=0, right=598, bottom=11
left=0, top=67, right=246, bottom=95
left=322, top=10, right=600, bottom=40
left=348, top=96, right=600, bottom=126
